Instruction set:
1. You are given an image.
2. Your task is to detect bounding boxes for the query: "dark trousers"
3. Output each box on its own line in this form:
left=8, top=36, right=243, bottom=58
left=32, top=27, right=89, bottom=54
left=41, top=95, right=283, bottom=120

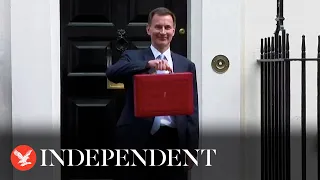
left=116, top=126, right=188, bottom=180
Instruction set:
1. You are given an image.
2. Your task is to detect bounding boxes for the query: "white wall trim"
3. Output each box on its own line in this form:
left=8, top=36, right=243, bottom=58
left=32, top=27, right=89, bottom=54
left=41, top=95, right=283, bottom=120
left=0, top=0, right=13, bottom=179
left=189, top=0, right=244, bottom=179
left=188, top=0, right=203, bottom=179
left=11, top=0, right=60, bottom=179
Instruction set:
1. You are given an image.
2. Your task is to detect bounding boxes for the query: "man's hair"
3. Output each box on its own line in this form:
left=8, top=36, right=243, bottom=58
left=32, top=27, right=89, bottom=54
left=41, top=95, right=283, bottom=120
left=148, top=7, right=176, bottom=26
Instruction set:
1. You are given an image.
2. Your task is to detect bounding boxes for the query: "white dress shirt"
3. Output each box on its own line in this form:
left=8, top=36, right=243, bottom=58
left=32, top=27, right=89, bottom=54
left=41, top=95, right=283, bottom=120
left=149, top=45, right=176, bottom=135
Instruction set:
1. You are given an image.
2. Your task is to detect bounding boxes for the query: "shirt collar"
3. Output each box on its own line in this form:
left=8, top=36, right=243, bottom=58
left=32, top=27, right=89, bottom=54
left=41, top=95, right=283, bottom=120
left=150, top=44, right=171, bottom=59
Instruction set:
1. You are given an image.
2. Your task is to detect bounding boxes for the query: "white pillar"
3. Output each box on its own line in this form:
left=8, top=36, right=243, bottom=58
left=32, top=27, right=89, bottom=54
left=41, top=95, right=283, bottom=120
left=0, top=0, right=13, bottom=179
left=10, top=0, right=60, bottom=179
left=189, top=0, right=244, bottom=179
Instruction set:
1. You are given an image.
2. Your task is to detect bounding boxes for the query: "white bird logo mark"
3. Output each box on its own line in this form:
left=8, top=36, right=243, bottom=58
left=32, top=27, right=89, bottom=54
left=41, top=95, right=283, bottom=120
left=13, top=149, right=33, bottom=166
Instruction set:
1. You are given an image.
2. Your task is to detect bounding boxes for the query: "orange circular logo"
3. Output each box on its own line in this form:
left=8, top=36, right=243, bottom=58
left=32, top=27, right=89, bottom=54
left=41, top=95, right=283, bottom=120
left=11, top=145, right=37, bottom=171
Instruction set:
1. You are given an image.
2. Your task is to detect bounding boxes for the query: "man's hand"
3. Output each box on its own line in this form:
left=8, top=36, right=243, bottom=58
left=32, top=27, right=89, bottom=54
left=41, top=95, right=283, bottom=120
left=147, top=59, right=172, bottom=72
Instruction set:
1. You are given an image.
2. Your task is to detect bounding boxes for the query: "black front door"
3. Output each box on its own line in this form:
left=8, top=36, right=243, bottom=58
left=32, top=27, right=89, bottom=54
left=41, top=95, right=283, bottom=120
left=60, top=1, right=187, bottom=179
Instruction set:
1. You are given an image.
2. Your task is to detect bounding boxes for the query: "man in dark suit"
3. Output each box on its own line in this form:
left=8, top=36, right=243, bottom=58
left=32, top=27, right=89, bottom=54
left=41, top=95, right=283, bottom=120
left=106, top=7, right=199, bottom=180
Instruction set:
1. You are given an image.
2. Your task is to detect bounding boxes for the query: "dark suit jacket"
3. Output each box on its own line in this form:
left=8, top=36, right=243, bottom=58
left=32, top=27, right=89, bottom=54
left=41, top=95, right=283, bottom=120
left=106, top=47, right=199, bottom=156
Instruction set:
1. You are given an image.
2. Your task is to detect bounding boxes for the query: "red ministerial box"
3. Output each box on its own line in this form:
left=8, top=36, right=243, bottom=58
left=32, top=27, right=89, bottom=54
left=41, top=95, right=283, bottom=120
left=133, top=72, right=194, bottom=117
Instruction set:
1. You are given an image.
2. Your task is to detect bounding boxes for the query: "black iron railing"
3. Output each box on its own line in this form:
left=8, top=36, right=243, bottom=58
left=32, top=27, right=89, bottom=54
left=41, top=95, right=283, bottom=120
left=258, top=33, right=320, bottom=180
left=257, top=0, right=320, bottom=180
left=258, top=31, right=291, bottom=180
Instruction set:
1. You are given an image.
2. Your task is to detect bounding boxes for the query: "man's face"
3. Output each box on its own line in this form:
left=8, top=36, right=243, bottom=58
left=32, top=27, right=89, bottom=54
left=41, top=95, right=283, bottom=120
left=146, top=14, right=175, bottom=50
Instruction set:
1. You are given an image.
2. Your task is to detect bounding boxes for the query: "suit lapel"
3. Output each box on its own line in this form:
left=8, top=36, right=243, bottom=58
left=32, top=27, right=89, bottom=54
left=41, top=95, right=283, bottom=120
left=143, top=47, right=155, bottom=61
left=171, top=52, right=183, bottom=73
left=143, top=47, right=157, bottom=74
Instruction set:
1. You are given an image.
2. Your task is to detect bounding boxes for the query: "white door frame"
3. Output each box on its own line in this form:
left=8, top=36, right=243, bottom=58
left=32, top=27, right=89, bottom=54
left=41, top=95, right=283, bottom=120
left=10, top=0, right=257, bottom=179
left=188, top=0, right=249, bottom=179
